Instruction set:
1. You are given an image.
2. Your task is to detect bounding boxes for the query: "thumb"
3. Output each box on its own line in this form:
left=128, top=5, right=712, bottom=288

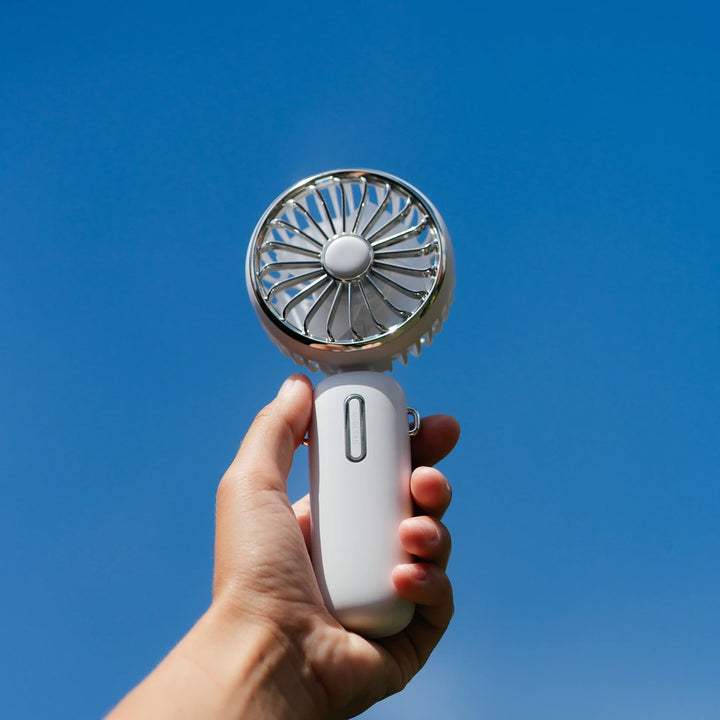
left=223, top=373, right=313, bottom=498
left=213, top=374, right=314, bottom=598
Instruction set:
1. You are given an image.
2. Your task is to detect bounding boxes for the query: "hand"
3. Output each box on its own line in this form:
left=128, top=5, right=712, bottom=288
left=107, top=374, right=459, bottom=720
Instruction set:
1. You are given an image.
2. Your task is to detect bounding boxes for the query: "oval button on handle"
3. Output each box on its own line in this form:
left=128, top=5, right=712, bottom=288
left=344, top=394, right=367, bottom=462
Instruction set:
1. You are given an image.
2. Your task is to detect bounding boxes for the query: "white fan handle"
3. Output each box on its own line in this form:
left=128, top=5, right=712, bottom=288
left=309, top=371, right=415, bottom=638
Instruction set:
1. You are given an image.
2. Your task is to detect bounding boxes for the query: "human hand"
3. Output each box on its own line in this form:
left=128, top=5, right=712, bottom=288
left=107, top=373, right=459, bottom=720
left=213, top=374, right=459, bottom=719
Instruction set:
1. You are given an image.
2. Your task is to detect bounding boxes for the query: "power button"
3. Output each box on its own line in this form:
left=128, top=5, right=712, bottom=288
left=344, top=394, right=367, bottom=462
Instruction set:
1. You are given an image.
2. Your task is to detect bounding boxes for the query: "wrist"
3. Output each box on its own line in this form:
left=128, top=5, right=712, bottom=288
left=107, top=599, right=326, bottom=720
left=188, top=598, right=327, bottom=720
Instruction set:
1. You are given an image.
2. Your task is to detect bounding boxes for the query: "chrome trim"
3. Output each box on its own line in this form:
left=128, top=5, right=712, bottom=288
left=407, top=407, right=421, bottom=437
left=344, top=394, right=367, bottom=462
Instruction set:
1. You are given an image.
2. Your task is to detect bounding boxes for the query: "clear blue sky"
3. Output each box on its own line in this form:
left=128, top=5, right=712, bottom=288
left=2, top=2, right=719, bottom=718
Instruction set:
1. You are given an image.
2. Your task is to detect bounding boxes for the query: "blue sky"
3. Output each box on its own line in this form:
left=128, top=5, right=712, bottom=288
left=1, top=2, right=719, bottom=718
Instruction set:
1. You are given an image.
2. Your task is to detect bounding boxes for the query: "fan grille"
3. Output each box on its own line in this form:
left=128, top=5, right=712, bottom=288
left=249, top=171, right=444, bottom=347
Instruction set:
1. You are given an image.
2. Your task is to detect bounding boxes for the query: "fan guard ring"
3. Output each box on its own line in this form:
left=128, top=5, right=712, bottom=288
left=246, top=169, right=454, bottom=373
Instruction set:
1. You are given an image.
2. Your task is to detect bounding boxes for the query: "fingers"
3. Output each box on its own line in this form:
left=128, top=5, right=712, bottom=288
left=398, top=467, right=453, bottom=605
left=411, top=414, right=460, bottom=468
left=392, top=563, right=454, bottom=666
left=387, top=462, right=454, bottom=671
left=410, top=466, right=452, bottom=519
left=392, top=564, right=454, bottom=630
left=294, top=460, right=453, bottom=560
left=399, top=516, right=451, bottom=569
left=388, top=563, right=454, bottom=671
left=294, top=420, right=456, bottom=555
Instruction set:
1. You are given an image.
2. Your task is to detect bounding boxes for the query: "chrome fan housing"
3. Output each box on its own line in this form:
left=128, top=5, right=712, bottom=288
left=246, top=169, right=454, bottom=373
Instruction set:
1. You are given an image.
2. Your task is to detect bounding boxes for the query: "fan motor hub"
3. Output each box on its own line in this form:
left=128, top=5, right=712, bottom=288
left=321, top=233, right=374, bottom=281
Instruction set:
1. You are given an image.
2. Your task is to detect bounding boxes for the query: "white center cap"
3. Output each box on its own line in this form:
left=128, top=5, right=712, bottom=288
left=322, top=233, right=374, bottom=280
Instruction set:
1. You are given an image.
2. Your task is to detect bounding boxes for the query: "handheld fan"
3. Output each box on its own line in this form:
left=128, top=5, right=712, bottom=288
left=246, top=169, right=454, bottom=637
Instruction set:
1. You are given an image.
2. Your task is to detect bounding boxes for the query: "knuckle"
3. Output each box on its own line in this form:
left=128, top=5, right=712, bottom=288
left=253, top=403, right=275, bottom=424
left=216, top=470, right=235, bottom=505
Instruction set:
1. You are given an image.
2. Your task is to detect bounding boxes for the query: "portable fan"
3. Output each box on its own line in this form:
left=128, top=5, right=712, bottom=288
left=246, top=169, right=454, bottom=637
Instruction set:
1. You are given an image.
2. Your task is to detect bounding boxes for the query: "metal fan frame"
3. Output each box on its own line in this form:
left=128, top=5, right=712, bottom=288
left=246, top=169, right=454, bottom=373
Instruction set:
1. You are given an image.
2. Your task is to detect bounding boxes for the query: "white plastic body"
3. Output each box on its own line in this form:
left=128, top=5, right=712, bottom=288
left=309, top=371, right=415, bottom=638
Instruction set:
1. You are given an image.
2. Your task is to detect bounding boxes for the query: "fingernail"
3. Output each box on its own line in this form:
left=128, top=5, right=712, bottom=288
left=278, top=375, right=301, bottom=398
left=413, top=564, right=428, bottom=582
left=427, top=526, right=441, bottom=546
